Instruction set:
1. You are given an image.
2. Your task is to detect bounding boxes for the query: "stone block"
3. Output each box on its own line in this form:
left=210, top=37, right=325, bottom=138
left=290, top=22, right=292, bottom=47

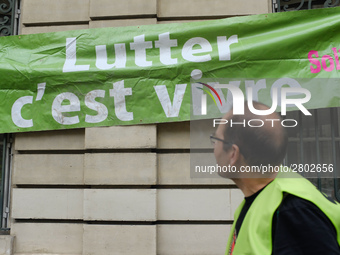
left=0, top=236, right=14, bottom=255
left=158, top=153, right=233, bottom=185
left=21, top=0, right=90, bottom=25
left=83, top=225, right=156, bottom=255
left=13, top=154, right=84, bottom=185
left=158, top=0, right=270, bottom=18
left=157, top=122, right=189, bottom=149
left=84, top=189, right=156, bottom=221
left=12, top=189, right=83, bottom=220
left=157, top=189, right=231, bottom=220
left=231, top=188, right=244, bottom=218
left=157, top=224, right=230, bottom=255
left=190, top=119, right=217, bottom=149
left=21, top=24, right=89, bottom=35
left=11, top=223, right=83, bottom=254
left=90, top=0, right=156, bottom=18
left=89, top=19, right=156, bottom=28
left=85, top=125, right=156, bottom=149
left=14, top=129, right=85, bottom=151
left=22, top=0, right=89, bottom=25
left=84, top=153, right=156, bottom=185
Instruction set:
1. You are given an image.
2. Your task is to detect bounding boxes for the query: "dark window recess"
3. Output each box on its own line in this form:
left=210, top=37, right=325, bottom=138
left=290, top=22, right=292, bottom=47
left=0, top=134, right=12, bottom=231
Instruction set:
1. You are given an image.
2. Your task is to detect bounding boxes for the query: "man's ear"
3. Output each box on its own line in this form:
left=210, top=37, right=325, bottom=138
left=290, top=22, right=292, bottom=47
left=229, top=144, right=241, bottom=166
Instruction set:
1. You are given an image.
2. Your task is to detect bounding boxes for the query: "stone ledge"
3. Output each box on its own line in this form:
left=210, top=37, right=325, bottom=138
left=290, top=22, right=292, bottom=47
left=0, top=236, right=14, bottom=255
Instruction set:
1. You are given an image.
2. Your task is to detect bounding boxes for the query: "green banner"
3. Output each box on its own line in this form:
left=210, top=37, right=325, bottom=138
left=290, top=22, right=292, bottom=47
left=1, top=7, right=340, bottom=133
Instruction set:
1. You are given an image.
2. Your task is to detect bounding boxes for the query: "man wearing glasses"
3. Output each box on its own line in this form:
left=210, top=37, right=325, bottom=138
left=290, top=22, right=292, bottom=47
left=212, top=101, right=340, bottom=255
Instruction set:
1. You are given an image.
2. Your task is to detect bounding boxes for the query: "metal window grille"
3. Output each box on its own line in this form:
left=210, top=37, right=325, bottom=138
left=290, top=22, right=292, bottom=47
left=273, top=0, right=340, bottom=13
left=0, top=0, right=20, bottom=36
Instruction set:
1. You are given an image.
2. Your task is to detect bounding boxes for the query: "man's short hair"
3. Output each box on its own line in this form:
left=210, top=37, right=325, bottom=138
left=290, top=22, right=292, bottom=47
left=223, top=101, right=288, bottom=167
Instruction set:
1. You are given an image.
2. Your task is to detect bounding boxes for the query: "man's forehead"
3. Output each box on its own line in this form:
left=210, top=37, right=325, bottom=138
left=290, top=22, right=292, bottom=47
left=222, top=110, right=233, bottom=119
left=215, top=111, right=232, bottom=136
left=215, top=123, right=225, bottom=137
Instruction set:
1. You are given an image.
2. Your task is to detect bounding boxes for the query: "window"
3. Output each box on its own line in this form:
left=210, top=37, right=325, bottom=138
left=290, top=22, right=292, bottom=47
left=0, top=135, right=11, bottom=231
left=0, top=0, right=20, bottom=231
left=274, top=0, right=340, bottom=202
left=285, top=109, right=340, bottom=202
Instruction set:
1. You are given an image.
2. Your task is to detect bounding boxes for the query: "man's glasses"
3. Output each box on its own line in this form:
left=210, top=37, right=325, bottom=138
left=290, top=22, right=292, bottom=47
left=209, top=135, right=233, bottom=146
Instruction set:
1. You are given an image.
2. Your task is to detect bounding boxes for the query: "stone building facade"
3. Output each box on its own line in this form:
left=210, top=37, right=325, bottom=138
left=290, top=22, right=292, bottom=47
left=3, top=0, right=272, bottom=254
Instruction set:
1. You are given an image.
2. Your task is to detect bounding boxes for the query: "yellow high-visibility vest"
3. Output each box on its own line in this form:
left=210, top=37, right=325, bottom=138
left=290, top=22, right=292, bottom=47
left=226, top=171, right=340, bottom=255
